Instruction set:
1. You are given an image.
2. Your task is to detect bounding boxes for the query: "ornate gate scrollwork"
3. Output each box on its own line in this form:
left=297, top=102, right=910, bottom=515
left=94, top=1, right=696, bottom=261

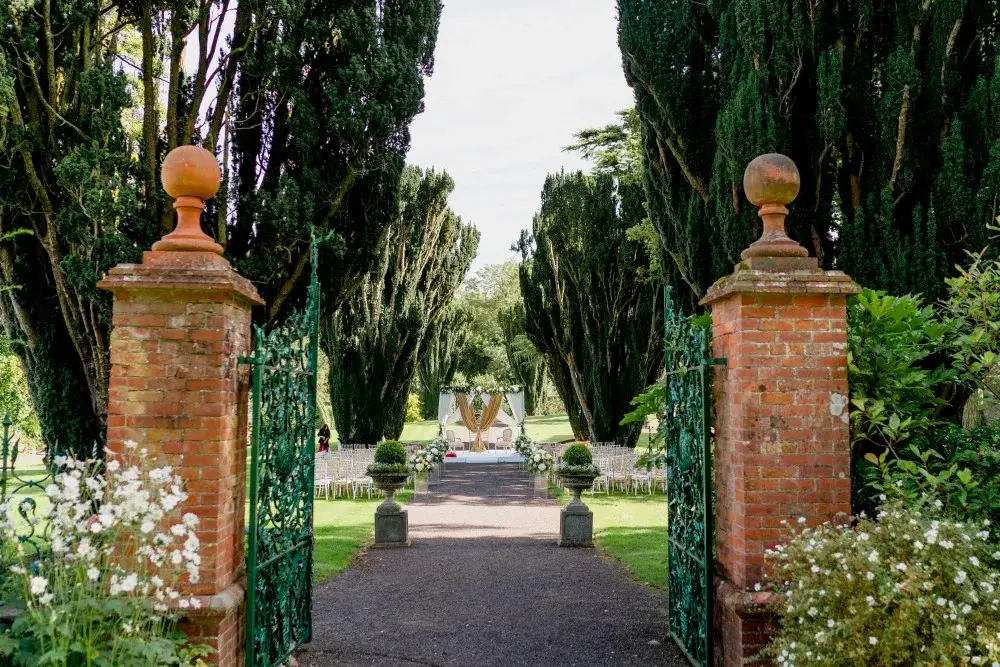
left=664, top=288, right=724, bottom=667
left=242, top=247, right=321, bottom=667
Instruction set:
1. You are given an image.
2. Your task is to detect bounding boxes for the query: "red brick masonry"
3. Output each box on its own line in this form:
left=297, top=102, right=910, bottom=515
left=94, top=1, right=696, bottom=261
left=99, top=249, right=263, bottom=666
left=701, top=268, right=859, bottom=666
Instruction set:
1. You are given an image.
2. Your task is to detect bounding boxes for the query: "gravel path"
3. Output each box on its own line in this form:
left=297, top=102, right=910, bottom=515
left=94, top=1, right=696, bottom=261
left=298, top=464, right=686, bottom=667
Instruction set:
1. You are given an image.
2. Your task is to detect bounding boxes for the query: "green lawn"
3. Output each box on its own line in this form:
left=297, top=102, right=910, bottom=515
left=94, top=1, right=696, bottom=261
left=312, top=489, right=412, bottom=583
left=551, top=486, right=668, bottom=589
left=592, top=494, right=668, bottom=589
left=397, top=412, right=657, bottom=448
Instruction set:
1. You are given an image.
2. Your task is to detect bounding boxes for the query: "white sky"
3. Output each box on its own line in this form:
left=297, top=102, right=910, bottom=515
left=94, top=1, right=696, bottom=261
left=407, top=0, right=635, bottom=273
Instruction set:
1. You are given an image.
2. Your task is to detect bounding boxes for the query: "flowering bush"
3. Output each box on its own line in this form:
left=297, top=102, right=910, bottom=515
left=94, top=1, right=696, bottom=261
left=0, top=442, right=210, bottom=665
left=767, top=498, right=1000, bottom=666
left=525, top=446, right=553, bottom=475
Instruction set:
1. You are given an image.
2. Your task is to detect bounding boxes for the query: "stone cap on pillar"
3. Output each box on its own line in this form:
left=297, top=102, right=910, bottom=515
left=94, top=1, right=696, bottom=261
left=700, top=153, right=859, bottom=306
left=98, top=146, right=263, bottom=307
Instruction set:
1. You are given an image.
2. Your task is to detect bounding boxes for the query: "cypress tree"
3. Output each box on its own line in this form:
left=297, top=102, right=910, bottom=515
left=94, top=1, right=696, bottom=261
left=497, top=303, right=546, bottom=416
left=417, top=305, right=471, bottom=419
left=517, top=170, right=663, bottom=447
left=323, top=167, right=479, bottom=443
left=619, top=0, right=1000, bottom=307
left=0, top=0, right=441, bottom=455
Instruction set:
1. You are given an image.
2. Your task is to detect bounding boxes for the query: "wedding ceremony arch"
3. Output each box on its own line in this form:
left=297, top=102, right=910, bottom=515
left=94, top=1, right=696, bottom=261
left=437, top=388, right=525, bottom=452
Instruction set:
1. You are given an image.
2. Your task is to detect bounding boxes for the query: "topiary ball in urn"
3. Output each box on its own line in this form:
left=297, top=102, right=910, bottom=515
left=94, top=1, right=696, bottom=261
left=368, top=440, right=411, bottom=547
left=557, top=444, right=600, bottom=547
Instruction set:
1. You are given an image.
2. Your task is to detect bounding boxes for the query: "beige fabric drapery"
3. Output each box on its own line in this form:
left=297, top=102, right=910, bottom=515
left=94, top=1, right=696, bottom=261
left=456, top=393, right=504, bottom=452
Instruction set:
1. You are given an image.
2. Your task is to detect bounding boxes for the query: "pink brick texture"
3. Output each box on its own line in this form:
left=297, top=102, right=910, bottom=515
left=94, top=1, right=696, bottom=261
left=99, top=249, right=263, bottom=665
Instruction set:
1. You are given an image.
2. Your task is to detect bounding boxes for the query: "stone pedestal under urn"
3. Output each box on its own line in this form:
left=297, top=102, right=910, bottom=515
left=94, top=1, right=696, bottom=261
left=371, top=472, right=411, bottom=548
left=558, top=474, right=596, bottom=547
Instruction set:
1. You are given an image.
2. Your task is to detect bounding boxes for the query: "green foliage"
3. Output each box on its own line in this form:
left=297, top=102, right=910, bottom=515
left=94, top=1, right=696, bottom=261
left=231, top=0, right=443, bottom=322
left=847, top=289, right=956, bottom=512
left=0, top=340, right=38, bottom=440
left=619, top=0, right=1000, bottom=309
left=373, top=440, right=407, bottom=466
left=768, top=498, right=1000, bottom=666
left=405, top=394, right=422, bottom=423
left=562, top=444, right=593, bottom=467
left=497, top=303, right=547, bottom=416
left=0, top=0, right=441, bottom=457
left=323, top=167, right=479, bottom=443
left=518, top=156, right=663, bottom=446
left=417, top=304, right=471, bottom=419
left=941, top=248, right=1000, bottom=403
left=867, top=424, right=1000, bottom=530
left=452, top=263, right=521, bottom=386
left=847, top=290, right=955, bottom=446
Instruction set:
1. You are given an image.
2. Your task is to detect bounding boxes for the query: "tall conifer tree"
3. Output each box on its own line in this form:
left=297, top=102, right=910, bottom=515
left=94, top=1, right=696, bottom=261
left=323, top=167, right=479, bottom=443
left=518, top=169, right=663, bottom=447
left=0, top=0, right=441, bottom=454
left=619, top=0, right=1000, bottom=308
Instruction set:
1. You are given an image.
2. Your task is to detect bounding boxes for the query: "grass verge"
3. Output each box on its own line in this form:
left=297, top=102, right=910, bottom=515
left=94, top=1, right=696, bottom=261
left=312, top=489, right=412, bottom=583
left=550, top=485, right=667, bottom=589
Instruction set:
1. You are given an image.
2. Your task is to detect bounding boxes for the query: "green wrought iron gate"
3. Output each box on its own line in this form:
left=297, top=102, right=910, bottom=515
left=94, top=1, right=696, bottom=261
left=664, top=288, right=723, bottom=667
left=242, top=250, right=321, bottom=667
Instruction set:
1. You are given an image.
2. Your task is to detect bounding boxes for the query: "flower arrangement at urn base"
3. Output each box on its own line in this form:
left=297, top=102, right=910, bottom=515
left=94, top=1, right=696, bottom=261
left=557, top=444, right=601, bottom=547
left=367, top=441, right=411, bottom=548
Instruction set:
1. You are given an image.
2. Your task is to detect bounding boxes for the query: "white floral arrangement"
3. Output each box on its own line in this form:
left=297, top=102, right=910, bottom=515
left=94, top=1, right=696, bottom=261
left=408, top=448, right=436, bottom=473
left=525, top=446, right=554, bottom=475
left=0, top=441, right=207, bottom=663
left=514, top=434, right=536, bottom=457
left=765, top=497, right=1000, bottom=666
left=424, top=437, right=448, bottom=464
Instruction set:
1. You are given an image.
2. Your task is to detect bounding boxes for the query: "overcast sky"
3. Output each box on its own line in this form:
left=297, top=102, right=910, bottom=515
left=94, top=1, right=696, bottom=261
left=407, top=0, right=635, bottom=274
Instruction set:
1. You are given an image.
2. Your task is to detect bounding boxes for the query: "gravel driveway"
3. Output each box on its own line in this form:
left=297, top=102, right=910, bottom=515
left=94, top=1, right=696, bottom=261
left=297, top=464, right=687, bottom=667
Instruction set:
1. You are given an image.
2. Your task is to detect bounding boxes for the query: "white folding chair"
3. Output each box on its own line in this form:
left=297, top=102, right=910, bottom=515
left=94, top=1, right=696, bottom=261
left=313, top=453, right=333, bottom=500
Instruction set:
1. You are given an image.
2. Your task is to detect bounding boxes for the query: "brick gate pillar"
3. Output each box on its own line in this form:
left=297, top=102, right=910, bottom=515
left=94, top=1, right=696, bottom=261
left=699, top=154, right=859, bottom=665
left=98, top=146, right=263, bottom=666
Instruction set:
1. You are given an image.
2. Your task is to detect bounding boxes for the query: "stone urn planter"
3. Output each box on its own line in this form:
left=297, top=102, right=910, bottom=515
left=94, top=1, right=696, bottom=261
left=558, top=472, right=599, bottom=547
left=557, top=443, right=601, bottom=548
left=368, top=441, right=412, bottom=548
left=370, top=471, right=411, bottom=548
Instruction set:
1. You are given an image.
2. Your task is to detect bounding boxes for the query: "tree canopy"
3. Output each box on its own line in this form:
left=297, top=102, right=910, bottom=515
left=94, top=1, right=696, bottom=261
left=0, top=0, right=441, bottom=454
left=618, top=0, right=1000, bottom=310
left=518, top=163, right=663, bottom=446
left=323, top=166, right=479, bottom=443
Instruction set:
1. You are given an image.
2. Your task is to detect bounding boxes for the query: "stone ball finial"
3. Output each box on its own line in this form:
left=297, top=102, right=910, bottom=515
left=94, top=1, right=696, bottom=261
left=151, top=145, right=224, bottom=255
left=743, top=153, right=800, bottom=208
left=161, top=145, right=221, bottom=202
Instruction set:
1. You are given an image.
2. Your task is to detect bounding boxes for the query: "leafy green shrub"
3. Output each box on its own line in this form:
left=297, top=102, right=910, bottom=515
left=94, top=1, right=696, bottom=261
left=373, top=440, right=407, bottom=466
left=942, top=248, right=1000, bottom=403
left=847, top=289, right=955, bottom=513
left=562, top=444, right=592, bottom=466
left=768, top=498, right=1000, bottom=666
left=868, top=423, right=1000, bottom=532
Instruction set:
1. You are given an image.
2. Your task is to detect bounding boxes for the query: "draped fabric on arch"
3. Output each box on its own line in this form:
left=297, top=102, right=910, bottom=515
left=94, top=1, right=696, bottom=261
left=437, top=392, right=455, bottom=432
left=456, top=392, right=503, bottom=452
left=505, top=391, right=525, bottom=435
left=456, top=393, right=478, bottom=435
left=476, top=395, right=503, bottom=451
